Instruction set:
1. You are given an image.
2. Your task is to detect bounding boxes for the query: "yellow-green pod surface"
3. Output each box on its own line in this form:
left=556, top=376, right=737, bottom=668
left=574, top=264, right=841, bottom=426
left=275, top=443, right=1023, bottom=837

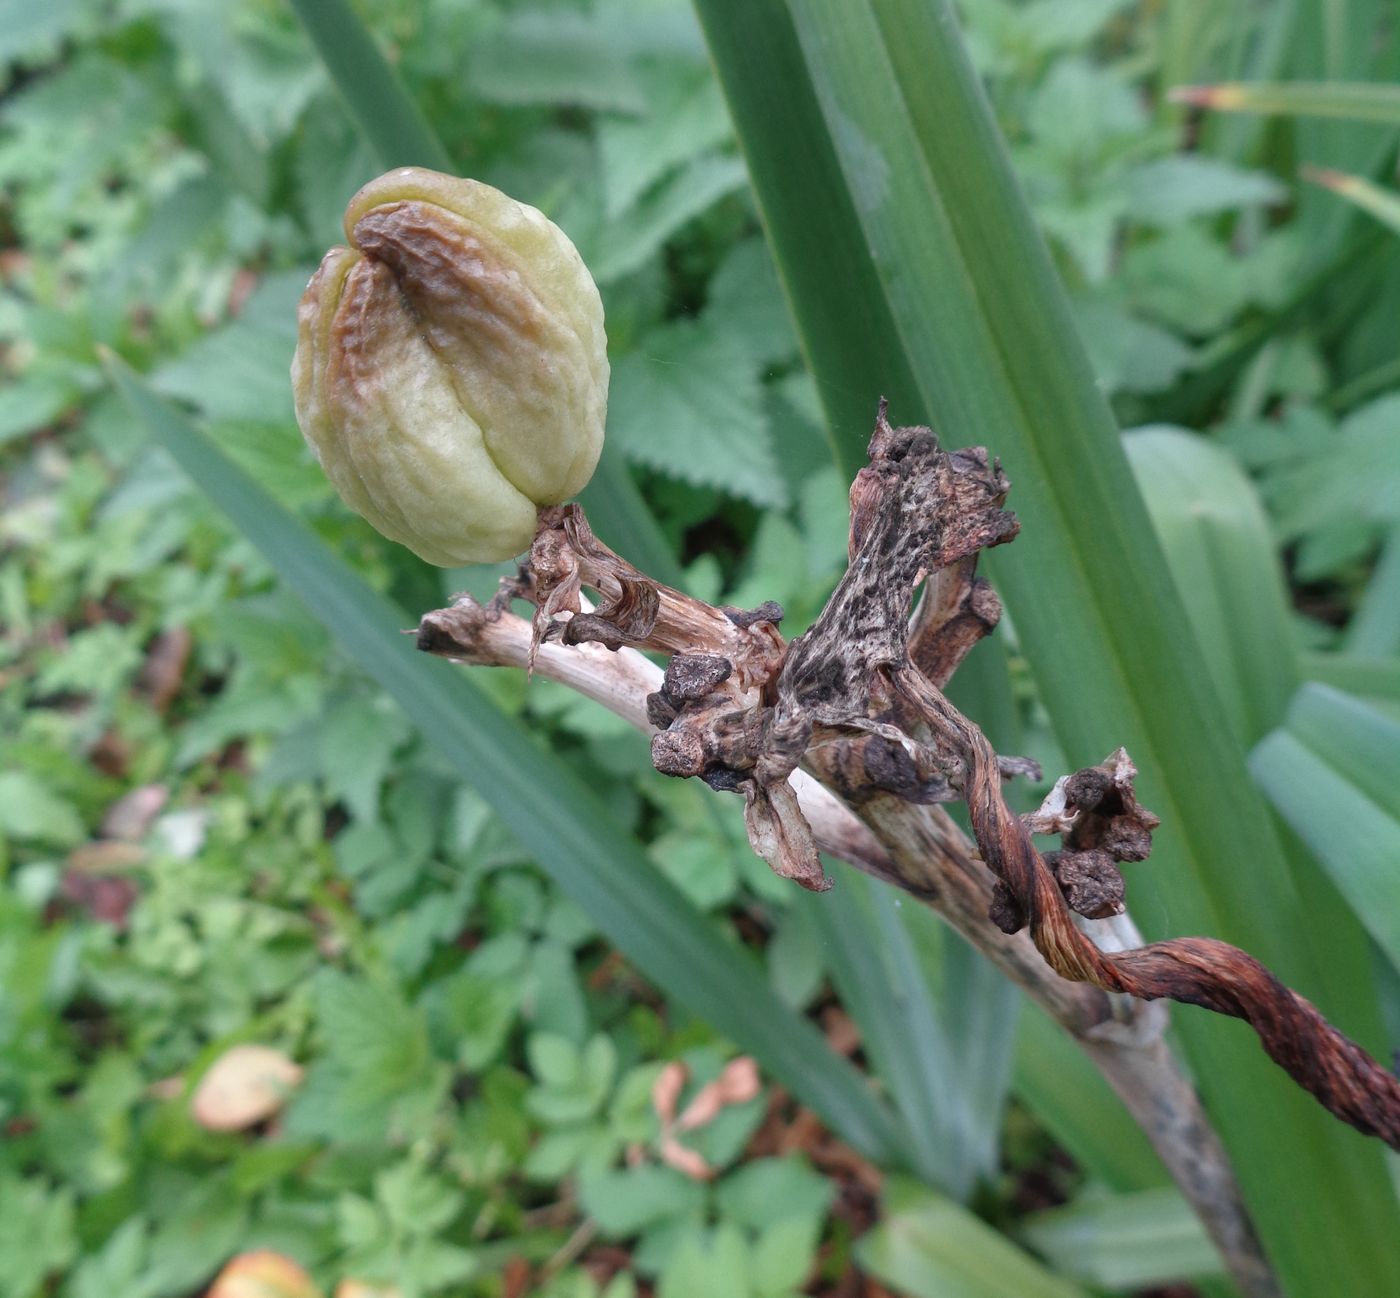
left=292, top=167, right=607, bottom=565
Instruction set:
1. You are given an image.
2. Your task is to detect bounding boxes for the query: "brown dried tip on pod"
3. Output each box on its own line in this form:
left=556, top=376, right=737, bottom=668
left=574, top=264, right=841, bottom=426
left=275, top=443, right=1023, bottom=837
left=292, top=167, right=608, bottom=565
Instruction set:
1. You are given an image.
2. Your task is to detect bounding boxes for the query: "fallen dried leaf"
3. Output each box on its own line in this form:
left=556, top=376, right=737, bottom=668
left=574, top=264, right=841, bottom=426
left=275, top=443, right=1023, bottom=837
left=658, top=1134, right=713, bottom=1181
left=207, top=1251, right=323, bottom=1298
left=651, top=1060, right=686, bottom=1127
left=716, top=1056, right=760, bottom=1104
left=192, top=1045, right=303, bottom=1132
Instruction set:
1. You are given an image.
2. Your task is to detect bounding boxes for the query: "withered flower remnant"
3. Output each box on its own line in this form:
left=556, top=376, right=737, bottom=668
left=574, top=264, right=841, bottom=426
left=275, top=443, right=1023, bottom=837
left=292, top=167, right=607, bottom=565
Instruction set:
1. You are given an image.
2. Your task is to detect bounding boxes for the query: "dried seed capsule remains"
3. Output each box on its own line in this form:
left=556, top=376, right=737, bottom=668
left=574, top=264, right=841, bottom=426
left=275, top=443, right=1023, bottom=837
left=291, top=167, right=607, bottom=565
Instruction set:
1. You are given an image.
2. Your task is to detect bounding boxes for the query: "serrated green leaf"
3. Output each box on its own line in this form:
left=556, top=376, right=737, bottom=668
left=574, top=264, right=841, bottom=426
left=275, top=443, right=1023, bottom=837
left=714, top=1158, right=834, bottom=1231
left=64, top=1218, right=152, bottom=1298
left=1121, top=154, right=1287, bottom=226
left=0, top=771, right=86, bottom=849
left=609, top=318, right=783, bottom=506
left=294, top=94, right=381, bottom=249
left=152, top=0, right=322, bottom=147
left=1029, top=58, right=1148, bottom=162
left=1071, top=299, right=1194, bottom=395
left=579, top=1164, right=708, bottom=1237
left=427, top=957, right=520, bottom=1065
left=0, top=1176, right=76, bottom=1298
left=287, top=970, right=443, bottom=1141
left=152, top=270, right=307, bottom=425
left=1117, top=224, right=1256, bottom=334
left=317, top=696, right=410, bottom=823
left=375, top=1160, right=463, bottom=1234
left=0, top=372, right=80, bottom=447
left=466, top=10, right=647, bottom=114
left=705, top=238, right=801, bottom=371
left=599, top=64, right=732, bottom=218
left=585, top=153, right=748, bottom=284
left=0, top=0, right=93, bottom=79
left=1005, top=0, right=1133, bottom=55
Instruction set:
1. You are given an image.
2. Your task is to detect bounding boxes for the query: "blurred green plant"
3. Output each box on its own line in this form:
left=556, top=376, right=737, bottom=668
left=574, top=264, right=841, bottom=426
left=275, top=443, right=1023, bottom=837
left=2, top=2, right=1400, bottom=1296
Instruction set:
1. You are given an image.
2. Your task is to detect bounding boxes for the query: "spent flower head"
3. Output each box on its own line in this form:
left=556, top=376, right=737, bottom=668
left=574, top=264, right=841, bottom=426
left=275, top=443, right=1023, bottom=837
left=292, top=167, right=607, bottom=565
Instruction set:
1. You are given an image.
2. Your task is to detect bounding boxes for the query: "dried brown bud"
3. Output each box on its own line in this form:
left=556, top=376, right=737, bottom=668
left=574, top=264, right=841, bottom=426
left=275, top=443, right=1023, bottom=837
left=292, top=167, right=607, bottom=565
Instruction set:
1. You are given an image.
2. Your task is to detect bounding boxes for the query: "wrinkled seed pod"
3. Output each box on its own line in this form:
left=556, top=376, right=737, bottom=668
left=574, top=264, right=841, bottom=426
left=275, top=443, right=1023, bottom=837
left=292, top=167, right=607, bottom=565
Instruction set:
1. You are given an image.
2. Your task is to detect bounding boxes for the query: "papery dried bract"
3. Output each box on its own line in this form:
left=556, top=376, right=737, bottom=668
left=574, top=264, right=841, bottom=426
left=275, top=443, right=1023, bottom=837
left=292, top=168, right=608, bottom=566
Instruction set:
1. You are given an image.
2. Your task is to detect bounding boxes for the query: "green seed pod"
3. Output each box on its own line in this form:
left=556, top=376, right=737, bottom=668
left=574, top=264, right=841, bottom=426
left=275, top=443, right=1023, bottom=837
left=292, top=167, right=607, bottom=565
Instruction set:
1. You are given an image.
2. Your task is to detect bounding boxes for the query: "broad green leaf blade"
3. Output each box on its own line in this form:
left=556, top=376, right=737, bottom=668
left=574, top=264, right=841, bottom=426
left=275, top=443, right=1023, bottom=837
left=1126, top=422, right=1389, bottom=1120
left=1124, top=427, right=1297, bottom=746
left=1171, top=81, right=1400, bottom=124
left=688, top=0, right=919, bottom=484
left=286, top=0, right=451, bottom=172
left=107, top=357, right=905, bottom=1169
left=1303, top=652, right=1400, bottom=710
left=856, top=1178, right=1086, bottom=1298
left=805, top=868, right=981, bottom=1199
left=1020, top=1186, right=1223, bottom=1290
left=695, top=4, right=1400, bottom=1292
left=1250, top=684, right=1400, bottom=974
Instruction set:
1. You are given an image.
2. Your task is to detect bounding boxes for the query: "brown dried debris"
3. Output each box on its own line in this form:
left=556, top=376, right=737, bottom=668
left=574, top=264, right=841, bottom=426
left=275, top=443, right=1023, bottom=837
left=416, top=403, right=1400, bottom=1164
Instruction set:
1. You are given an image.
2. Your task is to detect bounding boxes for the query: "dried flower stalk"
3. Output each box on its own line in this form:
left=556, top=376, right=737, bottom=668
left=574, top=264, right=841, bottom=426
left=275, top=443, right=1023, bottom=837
left=417, top=404, right=1400, bottom=1298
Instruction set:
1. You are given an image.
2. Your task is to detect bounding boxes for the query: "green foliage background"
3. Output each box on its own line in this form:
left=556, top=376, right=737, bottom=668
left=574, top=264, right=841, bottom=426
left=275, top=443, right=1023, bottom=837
left=3, top=2, right=1400, bottom=1296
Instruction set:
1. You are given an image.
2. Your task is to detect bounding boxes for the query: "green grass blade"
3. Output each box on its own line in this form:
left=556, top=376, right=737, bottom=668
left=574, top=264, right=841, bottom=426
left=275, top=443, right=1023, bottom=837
left=107, top=356, right=906, bottom=1168
left=286, top=0, right=452, bottom=172
left=1170, top=80, right=1400, bottom=123
left=1304, top=166, right=1400, bottom=236
left=695, top=4, right=1400, bottom=1291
